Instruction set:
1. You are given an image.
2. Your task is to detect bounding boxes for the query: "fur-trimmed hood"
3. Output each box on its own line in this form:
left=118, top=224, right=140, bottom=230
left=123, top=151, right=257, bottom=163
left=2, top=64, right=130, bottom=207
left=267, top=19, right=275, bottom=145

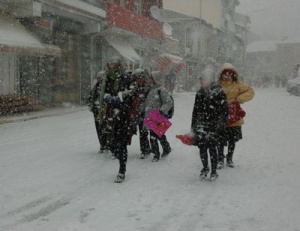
left=218, top=63, right=239, bottom=82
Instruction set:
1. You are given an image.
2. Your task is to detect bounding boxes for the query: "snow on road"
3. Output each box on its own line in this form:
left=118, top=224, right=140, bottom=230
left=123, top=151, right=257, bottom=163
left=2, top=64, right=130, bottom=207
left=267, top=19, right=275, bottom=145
left=0, top=88, right=300, bottom=231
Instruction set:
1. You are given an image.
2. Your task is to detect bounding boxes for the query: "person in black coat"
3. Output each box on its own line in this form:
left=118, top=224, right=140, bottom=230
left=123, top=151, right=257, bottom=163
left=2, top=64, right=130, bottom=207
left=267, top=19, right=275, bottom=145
left=87, top=71, right=108, bottom=153
left=129, top=69, right=152, bottom=159
left=191, top=68, right=228, bottom=180
left=101, top=57, right=137, bottom=183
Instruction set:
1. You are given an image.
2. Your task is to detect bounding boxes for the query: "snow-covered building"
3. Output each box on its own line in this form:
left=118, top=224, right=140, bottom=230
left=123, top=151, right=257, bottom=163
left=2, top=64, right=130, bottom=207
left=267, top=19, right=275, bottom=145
left=0, top=0, right=167, bottom=107
left=276, top=37, right=300, bottom=78
left=0, top=0, right=107, bottom=105
left=163, top=0, right=241, bottom=64
left=245, top=40, right=278, bottom=86
left=244, top=37, right=300, bottom=87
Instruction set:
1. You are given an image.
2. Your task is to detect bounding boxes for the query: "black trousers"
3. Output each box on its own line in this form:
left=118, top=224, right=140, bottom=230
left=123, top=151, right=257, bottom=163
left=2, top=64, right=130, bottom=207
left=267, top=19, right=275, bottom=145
left=110, top=137, right=128, bottom=174
left=149, top=130, right=171, bottom=158
left=199, top=144, right=218, bottom=172
left=217, top=142, right=236, bottom=162
left=138, top=123, right=151, bottom=153
left=93, top=113, right=107, bottom=148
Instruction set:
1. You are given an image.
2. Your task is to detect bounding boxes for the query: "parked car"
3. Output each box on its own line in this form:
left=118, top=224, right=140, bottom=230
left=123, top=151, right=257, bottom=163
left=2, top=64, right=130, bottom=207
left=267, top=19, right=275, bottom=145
left=286, top=76, right=300, bottom=96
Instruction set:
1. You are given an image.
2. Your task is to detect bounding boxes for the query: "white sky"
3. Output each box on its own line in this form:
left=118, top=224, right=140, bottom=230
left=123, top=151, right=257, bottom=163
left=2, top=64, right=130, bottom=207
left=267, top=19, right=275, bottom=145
left=1, top=88, right=300, bottom=230
left=236, top=0, right=300, bottom=40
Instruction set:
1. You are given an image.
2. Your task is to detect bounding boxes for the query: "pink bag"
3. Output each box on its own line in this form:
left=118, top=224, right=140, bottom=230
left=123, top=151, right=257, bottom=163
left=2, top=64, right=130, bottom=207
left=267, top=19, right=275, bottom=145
left=144, top=109, right=172, bottom=137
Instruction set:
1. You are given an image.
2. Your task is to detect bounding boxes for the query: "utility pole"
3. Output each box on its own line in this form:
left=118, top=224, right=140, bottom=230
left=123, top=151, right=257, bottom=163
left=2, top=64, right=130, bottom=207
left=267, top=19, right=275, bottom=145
left=198, top=0, right=202, bottom=66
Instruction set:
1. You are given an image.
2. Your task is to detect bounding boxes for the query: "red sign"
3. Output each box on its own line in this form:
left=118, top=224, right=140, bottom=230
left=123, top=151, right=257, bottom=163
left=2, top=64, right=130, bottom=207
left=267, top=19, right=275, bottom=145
left=107, top=3, right=163, bottom=40
left=35, top=18, right=53, bottom=31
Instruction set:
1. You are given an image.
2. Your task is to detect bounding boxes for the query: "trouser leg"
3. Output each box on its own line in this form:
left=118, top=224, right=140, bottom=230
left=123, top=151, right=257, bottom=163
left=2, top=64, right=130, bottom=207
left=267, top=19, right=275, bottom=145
left=209, top=146, right=218, bottom=172
left=150, top=131, right=160, bottom=158
left=94, top=114, right=102, bottom=145
left=227, top=141, right=236, bottom=162
left=159, top=134, right=171, bottom=153
left=139, top=123, right=150, bottom=153
left=199, top=145, right=208, bottom=169
left=217, top=144, right=225, bottom=163
left=117, top=144, right=128, bottom=174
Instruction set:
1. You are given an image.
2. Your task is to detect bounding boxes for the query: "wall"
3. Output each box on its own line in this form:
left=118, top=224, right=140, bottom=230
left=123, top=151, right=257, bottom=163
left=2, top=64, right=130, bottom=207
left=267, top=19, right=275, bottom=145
left=163, top=0, right=222, bottom=29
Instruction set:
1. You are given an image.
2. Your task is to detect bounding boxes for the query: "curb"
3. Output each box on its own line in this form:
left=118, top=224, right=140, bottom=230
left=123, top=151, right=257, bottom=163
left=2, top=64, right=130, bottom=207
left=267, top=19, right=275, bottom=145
left=0, top=106, right=87, bottom=125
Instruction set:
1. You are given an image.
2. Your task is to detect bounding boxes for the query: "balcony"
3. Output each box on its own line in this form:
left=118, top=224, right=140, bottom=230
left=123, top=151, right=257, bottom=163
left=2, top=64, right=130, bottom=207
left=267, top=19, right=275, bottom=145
left=106, top=3, right=163, bottom=41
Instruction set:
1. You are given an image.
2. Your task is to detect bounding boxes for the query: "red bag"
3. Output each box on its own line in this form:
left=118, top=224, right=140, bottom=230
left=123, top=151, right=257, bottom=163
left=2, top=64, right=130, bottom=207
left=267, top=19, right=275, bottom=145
left=176, top=134, right=194, bottom=146
left=227, top=102, right=246, bottom=126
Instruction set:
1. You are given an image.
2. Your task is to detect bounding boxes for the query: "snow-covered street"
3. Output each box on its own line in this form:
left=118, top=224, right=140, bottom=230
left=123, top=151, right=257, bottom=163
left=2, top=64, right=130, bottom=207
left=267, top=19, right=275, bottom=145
left=1, top=88, right=300, bottom=231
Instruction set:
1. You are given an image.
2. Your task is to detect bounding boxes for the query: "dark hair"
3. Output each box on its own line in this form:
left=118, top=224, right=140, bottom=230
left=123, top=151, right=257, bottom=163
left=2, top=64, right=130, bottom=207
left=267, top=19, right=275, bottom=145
left=232, top=73, right=238, bottom=82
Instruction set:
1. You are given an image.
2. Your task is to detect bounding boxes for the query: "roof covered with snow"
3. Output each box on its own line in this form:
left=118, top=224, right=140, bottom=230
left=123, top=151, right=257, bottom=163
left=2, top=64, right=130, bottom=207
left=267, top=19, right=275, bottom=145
left=277, top=36, right=300, bottom=44
left=246, top=40, right=278, bottom=53
left=56, top=0, right=106, bottom=18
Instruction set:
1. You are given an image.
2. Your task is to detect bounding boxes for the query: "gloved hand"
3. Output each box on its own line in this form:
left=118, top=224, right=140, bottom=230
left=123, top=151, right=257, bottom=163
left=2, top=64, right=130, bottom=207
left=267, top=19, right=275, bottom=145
left=159, top=110, right=168, bottom=119
left=104, top=93, right=111, bottom=100
left=121, top=89, right=133, bottom=97
left=104, top=93, right=122, bottom=105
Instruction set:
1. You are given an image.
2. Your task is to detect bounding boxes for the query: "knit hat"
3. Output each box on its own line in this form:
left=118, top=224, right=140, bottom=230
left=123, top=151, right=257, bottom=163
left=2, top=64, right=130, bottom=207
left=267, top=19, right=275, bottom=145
left=133, top=68, right=149, bottom=79
left=94, top=70, right=105, bottom=79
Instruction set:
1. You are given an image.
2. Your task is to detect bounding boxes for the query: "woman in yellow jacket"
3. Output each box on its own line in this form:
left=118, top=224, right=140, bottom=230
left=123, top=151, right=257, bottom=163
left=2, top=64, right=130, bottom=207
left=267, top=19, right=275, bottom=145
left=217, top=63, right=255, bottom=168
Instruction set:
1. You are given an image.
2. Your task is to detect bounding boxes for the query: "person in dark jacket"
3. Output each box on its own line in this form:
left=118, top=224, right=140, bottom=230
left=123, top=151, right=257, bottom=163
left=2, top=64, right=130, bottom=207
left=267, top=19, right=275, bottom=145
left=87, top=71, right=108, bottom=153
left=130, top=69, right=152, bottom=159
left=100, top=57, right=136, bottom=183
left=191, top=68, right=228, bottom=180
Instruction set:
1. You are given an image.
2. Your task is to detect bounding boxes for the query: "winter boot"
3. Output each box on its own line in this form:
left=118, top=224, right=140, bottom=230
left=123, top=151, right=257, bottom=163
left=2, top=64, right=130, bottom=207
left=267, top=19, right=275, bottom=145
left=226, top=154, right=235, bottom=168
left=210, top=171, right=219, bottom=181
left=140, top=153, right=146, bottom=159
left=140, top=149, right=151, bottom=159
left=114, top=173, right=125, bottom=183
left=199, top=168, right=210, bottom=179
left=160, top=135, right=171, bottom=158
left=99, top=146, right=107, bottom=154
left=161, top=148, right=171, bottom=158
left=217, top=155, right=225, bottom=169
left=152, top=153, right=160, bottom=162
left=226, top=160, right=235, bottom=168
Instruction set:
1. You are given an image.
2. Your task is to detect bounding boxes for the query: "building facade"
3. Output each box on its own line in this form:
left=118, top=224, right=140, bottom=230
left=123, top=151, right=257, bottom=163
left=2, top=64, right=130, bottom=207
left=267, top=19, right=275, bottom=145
left=0, top=0, right=166, bottom=108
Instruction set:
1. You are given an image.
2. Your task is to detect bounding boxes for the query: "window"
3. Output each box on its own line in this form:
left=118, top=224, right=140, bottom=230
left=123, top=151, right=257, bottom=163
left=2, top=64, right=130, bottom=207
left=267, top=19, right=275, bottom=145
left=185, top=27, right=192, bottom=50
left=120, top=0, right=125, bottom=8
left=134, top=0, right=142, bottom=14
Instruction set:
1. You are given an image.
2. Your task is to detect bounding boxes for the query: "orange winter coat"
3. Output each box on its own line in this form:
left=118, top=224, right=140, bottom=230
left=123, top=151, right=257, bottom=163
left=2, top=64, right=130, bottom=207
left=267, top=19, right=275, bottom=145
left=218, top=63, right=255, bottom=127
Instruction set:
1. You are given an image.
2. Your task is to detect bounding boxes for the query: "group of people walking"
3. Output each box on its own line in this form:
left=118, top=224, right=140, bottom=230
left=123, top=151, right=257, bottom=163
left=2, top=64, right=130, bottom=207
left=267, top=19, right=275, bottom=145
left=87, top=57, right=173, bottom=183
left=87, top=57, right=254, bottom=183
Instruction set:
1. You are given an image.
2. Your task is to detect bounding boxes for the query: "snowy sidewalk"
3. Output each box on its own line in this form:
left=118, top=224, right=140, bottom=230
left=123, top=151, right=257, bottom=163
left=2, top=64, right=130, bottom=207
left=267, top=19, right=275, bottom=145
left=0, top=104, right=87, bottom=125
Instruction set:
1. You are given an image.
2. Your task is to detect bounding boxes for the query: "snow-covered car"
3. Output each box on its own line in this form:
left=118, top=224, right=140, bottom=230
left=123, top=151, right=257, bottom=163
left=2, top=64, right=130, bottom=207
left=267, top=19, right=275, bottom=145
left=286, top=76, right=300, bottom=96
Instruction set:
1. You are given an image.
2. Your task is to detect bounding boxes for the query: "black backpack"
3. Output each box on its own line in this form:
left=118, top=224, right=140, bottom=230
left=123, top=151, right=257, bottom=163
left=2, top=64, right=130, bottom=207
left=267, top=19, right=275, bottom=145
left=158, top=89, right=174, bottom=119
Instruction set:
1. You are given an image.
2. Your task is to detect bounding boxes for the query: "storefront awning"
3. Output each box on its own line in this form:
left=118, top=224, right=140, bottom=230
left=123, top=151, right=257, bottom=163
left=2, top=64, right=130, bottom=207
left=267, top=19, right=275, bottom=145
left=104, top=35, right=142, bottom=63
left=0, top=13, right=61, bottom=56
left=157, top=52, right=185, bottom=73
